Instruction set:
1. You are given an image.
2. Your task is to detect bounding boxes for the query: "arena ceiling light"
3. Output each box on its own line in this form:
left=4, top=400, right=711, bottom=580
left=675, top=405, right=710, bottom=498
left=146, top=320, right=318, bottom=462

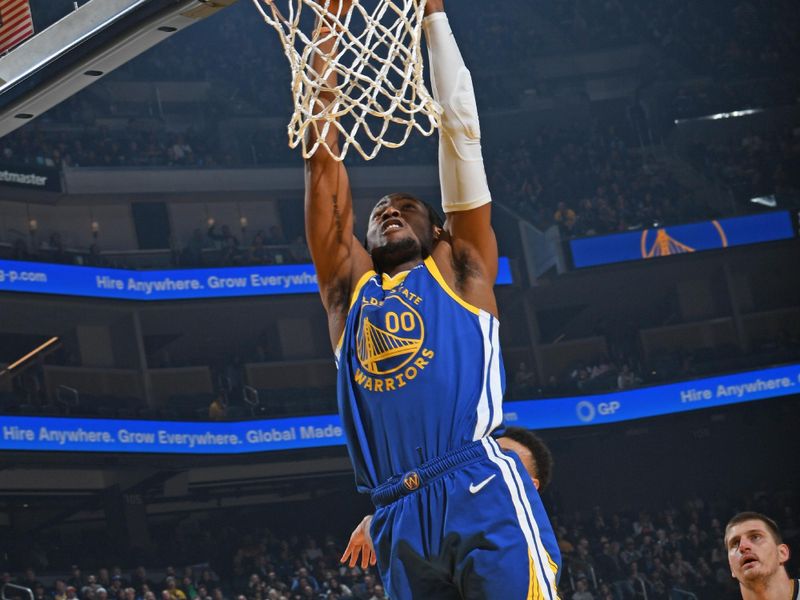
left=674, top=108, right=763, bottom=125
left=750, top=194, right=777, bottom=208
left=706, top=108, right=762, bottom=120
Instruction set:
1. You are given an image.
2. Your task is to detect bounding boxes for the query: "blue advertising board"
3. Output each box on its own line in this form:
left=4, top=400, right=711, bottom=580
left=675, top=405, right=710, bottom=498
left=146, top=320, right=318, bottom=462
left=0, top=257, right=513, bottom=301
left=570, top=211, right=795, bottom=269
left=1, top=363, right=797, bottom=454
left=504, top=362, right=800, bottom=429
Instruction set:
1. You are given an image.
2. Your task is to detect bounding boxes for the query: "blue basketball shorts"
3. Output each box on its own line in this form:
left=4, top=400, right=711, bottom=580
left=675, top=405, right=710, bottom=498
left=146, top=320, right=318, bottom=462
left=369, top=438, right=561, bottom=600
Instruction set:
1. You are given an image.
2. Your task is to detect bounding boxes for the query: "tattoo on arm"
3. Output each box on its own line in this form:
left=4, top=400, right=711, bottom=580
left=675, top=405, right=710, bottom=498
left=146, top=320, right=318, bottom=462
left=331, top=191, right=344, bottom=244
left=328, top=278, right=350, bottom=313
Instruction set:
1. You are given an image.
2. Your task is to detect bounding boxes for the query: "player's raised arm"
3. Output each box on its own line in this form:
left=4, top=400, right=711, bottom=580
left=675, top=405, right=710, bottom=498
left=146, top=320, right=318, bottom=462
left=304, top=0, right=372, bottom=347
left=423, top=1, right=498, bottom=312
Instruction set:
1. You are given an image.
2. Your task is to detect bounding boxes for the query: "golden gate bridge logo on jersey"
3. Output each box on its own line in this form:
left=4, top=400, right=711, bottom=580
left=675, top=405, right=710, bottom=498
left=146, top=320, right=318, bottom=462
left=640, top=221, right=727, bottom=258
left=357, top=296, right=425, bottom=376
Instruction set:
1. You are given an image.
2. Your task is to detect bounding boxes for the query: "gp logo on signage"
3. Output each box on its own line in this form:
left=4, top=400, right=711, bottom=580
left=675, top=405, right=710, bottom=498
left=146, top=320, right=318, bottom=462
left=575, top=400, right=621, bottom=423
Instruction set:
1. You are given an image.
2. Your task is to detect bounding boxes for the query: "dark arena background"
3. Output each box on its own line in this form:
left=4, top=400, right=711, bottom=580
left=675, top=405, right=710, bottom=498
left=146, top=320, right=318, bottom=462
left=0, top=1, right=799, bottom=599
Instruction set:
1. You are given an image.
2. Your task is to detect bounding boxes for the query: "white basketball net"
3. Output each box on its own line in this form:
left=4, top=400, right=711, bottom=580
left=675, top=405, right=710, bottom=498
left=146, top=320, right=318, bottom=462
left=253, top=0, right=441, bottom=161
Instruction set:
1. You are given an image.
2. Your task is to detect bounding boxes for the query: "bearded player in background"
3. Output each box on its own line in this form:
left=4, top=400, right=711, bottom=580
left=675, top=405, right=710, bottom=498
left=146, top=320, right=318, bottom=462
left=725, top=512, right=798, bottom=600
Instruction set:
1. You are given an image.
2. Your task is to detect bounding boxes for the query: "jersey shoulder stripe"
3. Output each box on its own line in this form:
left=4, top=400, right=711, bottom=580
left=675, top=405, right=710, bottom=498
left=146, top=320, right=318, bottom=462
left=423, top=255, right=481, bottom=315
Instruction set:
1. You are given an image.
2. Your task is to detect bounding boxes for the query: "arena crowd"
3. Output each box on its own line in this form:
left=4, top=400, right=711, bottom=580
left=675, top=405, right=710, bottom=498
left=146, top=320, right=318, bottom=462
left=2, top=490, right=796, bottom=600
left=3, top=116, right=797, bottom=270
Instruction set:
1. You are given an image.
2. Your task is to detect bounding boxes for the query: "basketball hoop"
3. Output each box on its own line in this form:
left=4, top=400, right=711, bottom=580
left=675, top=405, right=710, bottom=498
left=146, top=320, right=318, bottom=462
left=252, top=0, right=441, bottom=161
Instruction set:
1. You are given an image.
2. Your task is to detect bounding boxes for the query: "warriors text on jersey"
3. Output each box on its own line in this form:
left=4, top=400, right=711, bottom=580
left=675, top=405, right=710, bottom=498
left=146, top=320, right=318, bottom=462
left=335, top=256, right=504, bottom=491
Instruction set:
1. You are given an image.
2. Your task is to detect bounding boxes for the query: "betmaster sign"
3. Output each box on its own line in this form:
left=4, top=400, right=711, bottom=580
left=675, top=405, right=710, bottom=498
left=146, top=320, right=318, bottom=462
left=0, top=164, right=62, bottom=192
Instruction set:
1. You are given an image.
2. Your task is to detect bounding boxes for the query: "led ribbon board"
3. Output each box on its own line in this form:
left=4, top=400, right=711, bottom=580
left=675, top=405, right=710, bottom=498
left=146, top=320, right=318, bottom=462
left=569, top=211, right=795, bottom=269
left=1, top=364, right=797, bottom=454
left=0, top=258, right=513, bottom=300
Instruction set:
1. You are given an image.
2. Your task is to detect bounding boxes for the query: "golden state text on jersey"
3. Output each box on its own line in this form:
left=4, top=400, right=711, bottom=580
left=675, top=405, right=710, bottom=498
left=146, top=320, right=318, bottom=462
left=335, top=256, right=506, bottom=492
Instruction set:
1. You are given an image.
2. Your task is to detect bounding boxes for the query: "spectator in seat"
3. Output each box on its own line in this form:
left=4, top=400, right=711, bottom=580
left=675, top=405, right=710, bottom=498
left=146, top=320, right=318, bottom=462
left=572, top=577, right=595, bottom=600
left=595, top=540, right=623, bottom=586
left=168, top=135, right=193, bottom=165
left=183, top=230, right=210, bottom=267
left=208, top=224, right=239, bottom=249
left=620, top=537, right=642, bottom=567
left=21, top=568, right=40, bottom=591
left=46, top=232, right=69, bottom=263
left=620, top=562, right=650, bottom=599
left=220, top=237, right=244, bottom=266
left=82, top=574, right=100, bottom=598
left=290, top=569, right=318, bottom=594
left=289, top=236, right=311, bottom=263
left=70, top=570, right=85, bottom=591
left=595, top=582, right=614, bottom=600
left=571, top=540, right=596, bottom=582
left=265, top=225, right=286, bottom=246
left=366, top=584, right=387, bottom=600
left=248, top=233, right=271, bottom=264
left=131, top=568, right=155, bottom=593
left=554, top=201, right=577, bottom=234
left=164, top=578, right=186, bottom=600
left=53, top=581, right=68, bottom=600
left=180, top=577, right=196, bottom=600
left=325, top=578, right=352, bottom=598
left=98, top=569, right=112, bottom=589
left=11, top=238, right=31, bottom=261
left=512, top=361, right=536, bottom=398
left=350, top=574, right=375, bottom=600
left=160, top=569, right=178, bottom=591
left=617, top=364, right=640, bottom=389
left=86, top=243, right=107, bottom=267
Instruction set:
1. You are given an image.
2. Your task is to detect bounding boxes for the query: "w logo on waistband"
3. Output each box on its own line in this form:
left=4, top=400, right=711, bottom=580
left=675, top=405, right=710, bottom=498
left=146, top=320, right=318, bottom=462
left=403, top=471, right=420, bottom=491
left=357, top=295, right=424, bottom=375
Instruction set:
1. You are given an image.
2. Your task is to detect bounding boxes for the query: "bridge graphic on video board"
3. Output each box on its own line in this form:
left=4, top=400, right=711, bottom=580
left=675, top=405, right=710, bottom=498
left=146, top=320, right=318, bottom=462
left=640, top=221, right=727, bottom=259
left=567, top=213, right=793, bottom=269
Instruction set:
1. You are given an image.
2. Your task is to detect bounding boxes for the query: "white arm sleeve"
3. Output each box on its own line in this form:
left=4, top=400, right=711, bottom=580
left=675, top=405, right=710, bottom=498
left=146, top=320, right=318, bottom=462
left=423, top=12, right=491, bottom=214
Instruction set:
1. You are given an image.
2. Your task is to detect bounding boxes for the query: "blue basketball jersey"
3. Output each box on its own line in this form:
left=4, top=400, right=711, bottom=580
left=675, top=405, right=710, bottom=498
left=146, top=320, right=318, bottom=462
left=335, top=255, right=505, bottom=492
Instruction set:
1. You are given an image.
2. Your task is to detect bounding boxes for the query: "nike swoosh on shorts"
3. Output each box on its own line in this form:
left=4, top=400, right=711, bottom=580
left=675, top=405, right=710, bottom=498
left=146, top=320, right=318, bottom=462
left=469, top=473, right=496, bottom=494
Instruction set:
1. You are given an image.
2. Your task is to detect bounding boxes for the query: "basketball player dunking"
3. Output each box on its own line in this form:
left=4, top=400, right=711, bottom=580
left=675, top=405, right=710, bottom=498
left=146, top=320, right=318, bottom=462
left=305, top=1, right=560, bottom=597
